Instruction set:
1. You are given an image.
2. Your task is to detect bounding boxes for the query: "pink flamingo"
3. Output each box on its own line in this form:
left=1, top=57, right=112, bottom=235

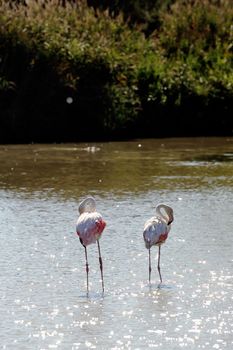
left=143, top=204, right=174, bottom=284
left=76, top=197, right=106, bottom=294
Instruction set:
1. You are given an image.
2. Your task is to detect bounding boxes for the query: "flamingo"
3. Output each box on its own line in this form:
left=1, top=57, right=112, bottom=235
left=143, top=204, right=174, bottom=284
left=76, top=197, right=106, bottom=294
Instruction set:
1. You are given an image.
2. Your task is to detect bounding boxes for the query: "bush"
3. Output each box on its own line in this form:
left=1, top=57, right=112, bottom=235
left=0, top=0, right=232, bottom=142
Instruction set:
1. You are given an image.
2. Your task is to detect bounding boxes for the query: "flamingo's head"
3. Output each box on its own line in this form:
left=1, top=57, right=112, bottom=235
left=78, top=197, right=96, bottom=214
left=156, top=204, right=174, bottom=225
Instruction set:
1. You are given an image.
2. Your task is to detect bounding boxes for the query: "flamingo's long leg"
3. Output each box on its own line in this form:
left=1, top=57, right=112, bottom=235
left=84, top=246, right=89, bottom=294
left=97, top=240, right=104, bottom=293
left=157, top=245, right=162, bottom=283
left=149, top=247, right=152, bottom=284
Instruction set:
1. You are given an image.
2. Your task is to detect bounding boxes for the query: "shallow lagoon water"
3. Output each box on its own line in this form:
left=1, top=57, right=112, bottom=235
left=0, top=137, right=233, bottom=349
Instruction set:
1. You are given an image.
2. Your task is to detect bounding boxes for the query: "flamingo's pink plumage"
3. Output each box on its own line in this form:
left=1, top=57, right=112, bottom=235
left=143, top=204, right=174, bottom=283
left=76, top=212, right=106, bottom=246
left=76, top=197, right=106, bottom=294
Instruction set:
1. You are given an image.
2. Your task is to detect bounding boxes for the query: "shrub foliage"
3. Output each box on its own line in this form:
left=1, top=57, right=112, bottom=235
left=0, top=0, right=232, bottom=142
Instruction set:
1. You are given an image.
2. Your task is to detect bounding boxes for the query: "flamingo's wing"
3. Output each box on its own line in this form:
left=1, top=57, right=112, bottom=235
left=143, top=217, right=168, bottom=248
left=76, top=212, right=106, bottom=246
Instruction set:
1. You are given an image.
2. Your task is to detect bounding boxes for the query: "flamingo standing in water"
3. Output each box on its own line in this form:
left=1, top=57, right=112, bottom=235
left=76, top=197, right=106, bottom=294
left=143, top=204, right=174, bottom=284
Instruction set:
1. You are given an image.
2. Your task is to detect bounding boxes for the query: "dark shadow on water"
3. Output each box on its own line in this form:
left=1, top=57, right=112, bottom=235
left=189, top=153, right=233, bottom=163
left=78, top=291, right=105, bottom=301
left=148, top=282, right=175, bottom=292
left=157, top=283, right=174, bottom=290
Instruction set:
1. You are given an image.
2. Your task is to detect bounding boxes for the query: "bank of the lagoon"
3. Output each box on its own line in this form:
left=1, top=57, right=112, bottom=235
left=0, top=1, right=232, bottom=142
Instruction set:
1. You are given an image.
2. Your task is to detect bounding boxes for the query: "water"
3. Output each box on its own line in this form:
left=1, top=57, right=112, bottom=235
left=0, top=137, right=233, bottom=349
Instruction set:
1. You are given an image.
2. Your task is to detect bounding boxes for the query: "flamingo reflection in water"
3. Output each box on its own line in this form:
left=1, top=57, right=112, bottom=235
left=76, top=197, right=106, bottom=294
left=143, top=204, right=174, bottom=284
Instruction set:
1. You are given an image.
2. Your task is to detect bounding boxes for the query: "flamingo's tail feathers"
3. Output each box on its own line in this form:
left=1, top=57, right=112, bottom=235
left=143, top=230, right=151, bottom=249
left=79, top=237, right=85, bottom=247
left=144, top=238, right=151, bottom=250
left=79, top=197, right=96, bottom=214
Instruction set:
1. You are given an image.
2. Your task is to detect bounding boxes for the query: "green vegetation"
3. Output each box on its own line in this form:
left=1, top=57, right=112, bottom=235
left=0, top=0, right=232, bottom=142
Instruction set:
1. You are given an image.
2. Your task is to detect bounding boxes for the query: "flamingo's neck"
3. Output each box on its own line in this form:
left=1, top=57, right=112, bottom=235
left=156, top=204, right=172, bottom=225
left=79, top=197, right=96, bottom=214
